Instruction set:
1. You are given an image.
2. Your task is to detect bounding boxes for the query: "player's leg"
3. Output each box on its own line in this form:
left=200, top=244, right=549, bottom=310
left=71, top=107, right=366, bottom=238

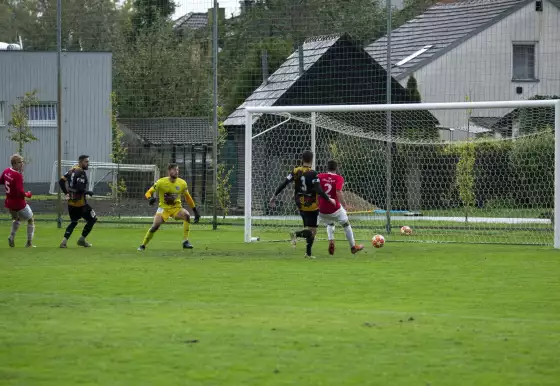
left=60, top=206, right=80, bottom=248
left=138, top=209, right=166, bottom=250
left=77, top=205, right=97, bottom=247
left=8, top=210, right=20, bottom=247
left=337, top=207, right=363, bottom=254
left=302, top=211, right=318, bottom=259
left=294, top=211, right=313, bottom=242
left=174, top=208, right=193, bottom=249
left=319, top=212, right=336, bottom=255
left=326, top=220, right=336, bottom=256
left=17, top=205, right=35, bottom=247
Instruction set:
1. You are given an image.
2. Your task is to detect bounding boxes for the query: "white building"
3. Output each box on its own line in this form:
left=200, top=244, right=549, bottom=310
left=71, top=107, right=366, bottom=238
left=366, top=0, right=560, bottom=140
left=0, top=52, right=112, bottom=192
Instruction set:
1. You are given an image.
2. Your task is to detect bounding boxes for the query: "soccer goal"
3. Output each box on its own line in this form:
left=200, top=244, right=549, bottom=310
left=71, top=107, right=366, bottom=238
left=49, top=160, right=160, bottom=197
left=244, top=100, right=560, bottom=247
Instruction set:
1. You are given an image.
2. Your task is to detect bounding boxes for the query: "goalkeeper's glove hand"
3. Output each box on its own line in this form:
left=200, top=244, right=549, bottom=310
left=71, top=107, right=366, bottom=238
left=193, top=207, right=201, bottom=224
left=148, top=196, right=157, bottom=206
left=85, top=190, right=94, bottom=197
left=24, top=191, right=32, bottom=199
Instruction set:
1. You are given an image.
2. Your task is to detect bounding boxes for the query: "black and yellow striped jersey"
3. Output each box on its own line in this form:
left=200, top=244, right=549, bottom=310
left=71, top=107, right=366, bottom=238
left=287, top=166, right=320, bottom=212
left=61, top=166, right=88, bottom=207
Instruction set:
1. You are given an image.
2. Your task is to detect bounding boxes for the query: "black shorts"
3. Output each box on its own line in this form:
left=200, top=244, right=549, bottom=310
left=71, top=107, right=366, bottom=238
left=299, top=210, right=319, bottom=228
left=68, top=204, right=96, bottom=222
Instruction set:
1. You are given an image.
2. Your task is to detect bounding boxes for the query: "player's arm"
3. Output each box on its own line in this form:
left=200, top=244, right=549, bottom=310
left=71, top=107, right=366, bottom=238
left=313, top=179, right=336, bottom=205
left=336, top=177, right=347, bottom=208
left=0, top=172, right=4, bottom=185
left=144, top=183, right=157, bottom=205
left=58, top=171, right=70, bottom=195
left=337, top=190, right=347, bottom=208
left=13, top=173, right=30, bottom=198
left=184, top=190, right=201, bottom=223
left=269, top=170, right=294, bottom=206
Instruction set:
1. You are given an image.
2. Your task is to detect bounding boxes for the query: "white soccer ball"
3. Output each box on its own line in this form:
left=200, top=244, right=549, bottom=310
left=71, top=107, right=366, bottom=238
left=400, top=226, right=412, bottom=235
left=371, top=234, right=385, bottom=248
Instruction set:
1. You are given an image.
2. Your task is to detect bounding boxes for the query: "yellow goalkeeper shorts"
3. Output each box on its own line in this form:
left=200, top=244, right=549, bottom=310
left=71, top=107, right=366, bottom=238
left=156, top=207, right=182, bottom=222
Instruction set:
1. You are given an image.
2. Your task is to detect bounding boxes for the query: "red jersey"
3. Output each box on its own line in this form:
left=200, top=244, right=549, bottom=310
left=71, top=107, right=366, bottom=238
left=318, top=172, right=344, bottom=214
left=0, top=168, right=27, bottom=211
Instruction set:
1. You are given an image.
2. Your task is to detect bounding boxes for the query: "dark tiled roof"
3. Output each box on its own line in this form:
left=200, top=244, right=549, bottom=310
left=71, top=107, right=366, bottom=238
left=223, top=34, right=342, bottom=126
left=118, top=118, right=212, bottom=145
left=365, top=0, right=535, bottom=80
left=173, top=12, right=208, bottom=30
left=469, top=116, right=501, bottom=129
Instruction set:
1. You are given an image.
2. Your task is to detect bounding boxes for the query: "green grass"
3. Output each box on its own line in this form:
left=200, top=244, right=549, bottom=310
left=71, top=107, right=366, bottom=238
left=1, top=223, right=560, bottom=385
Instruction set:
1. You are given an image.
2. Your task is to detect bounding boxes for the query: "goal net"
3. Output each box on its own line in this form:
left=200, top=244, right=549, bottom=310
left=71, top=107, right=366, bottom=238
left=244, top=100, right=560, bottom=247
left=50, top=160, right=160, bottom=218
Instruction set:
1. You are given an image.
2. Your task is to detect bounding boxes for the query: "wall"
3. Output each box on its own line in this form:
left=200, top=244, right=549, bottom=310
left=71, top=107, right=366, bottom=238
left=0, top=52, right=112, bottom=190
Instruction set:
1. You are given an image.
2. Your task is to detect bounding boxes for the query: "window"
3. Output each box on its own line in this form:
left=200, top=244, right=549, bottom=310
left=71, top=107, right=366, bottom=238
left=0, top=102, right=5, bottom=126
left=27, top=103, right=57, bottom=126
left=513, top=44, right=536, bottom=80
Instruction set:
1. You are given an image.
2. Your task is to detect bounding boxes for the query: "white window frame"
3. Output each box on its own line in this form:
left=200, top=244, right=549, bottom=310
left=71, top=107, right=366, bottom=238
left=512, top=42, right=538, bottom=81
left=0, top=102, right=5, bottom=126
left=27, top=102, right=57, bottom=127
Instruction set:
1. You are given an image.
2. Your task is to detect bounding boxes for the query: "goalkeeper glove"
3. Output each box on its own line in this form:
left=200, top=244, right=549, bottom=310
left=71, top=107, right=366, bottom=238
left=193, top=207, right=201, bottom=224
left=148, top=196, right=157, bottom=206
left=24, top=191, right=32, bottom=198
left=85, top=190, right=94, bottom=196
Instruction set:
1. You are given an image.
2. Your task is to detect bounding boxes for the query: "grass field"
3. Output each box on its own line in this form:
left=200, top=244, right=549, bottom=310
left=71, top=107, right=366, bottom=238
left=1, top=222, right=560, bottom=385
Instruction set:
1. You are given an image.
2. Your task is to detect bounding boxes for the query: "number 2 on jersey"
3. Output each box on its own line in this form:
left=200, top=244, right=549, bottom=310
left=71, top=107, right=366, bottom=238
left=324, top=183, right=332, bottom=195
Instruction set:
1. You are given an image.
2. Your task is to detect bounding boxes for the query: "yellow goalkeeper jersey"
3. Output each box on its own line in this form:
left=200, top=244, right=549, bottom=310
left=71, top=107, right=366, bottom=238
left=145, top=177, right=195, bottom=210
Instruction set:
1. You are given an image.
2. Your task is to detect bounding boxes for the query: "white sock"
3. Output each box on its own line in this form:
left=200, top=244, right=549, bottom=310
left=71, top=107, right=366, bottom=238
left=327, top=224, right=335, bottom=240
left=27, top=222, right=35, bottom=242
left=10, top=221, right=20, bottom=239
left=344, top=224, right=355, bottom=248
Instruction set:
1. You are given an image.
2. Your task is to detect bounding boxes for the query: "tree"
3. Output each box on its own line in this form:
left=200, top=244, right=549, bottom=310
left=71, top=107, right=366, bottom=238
left=7, top=91, right=39, bottom=160
left=108, top=92, right=128, bottom=202
left=216, top=107, right=234, bottom=218
left=131, top=0, right=175, bottom=36
left=113, top=13, right=211, bottom=118
left=393, top=0, right=438, bottom=29
left=406, top=75, right=421, bottom=102
left=221, top=37, right=293, bottom=116
left=518, top=95, right=559, bottom=135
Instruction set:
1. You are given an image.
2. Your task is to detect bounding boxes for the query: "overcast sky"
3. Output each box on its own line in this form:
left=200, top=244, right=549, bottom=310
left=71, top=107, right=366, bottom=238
left=173, top=0, right=241, bottom=19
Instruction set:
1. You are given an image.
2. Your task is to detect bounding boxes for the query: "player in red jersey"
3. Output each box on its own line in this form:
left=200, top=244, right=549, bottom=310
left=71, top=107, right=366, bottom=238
left=318, top=160, right=363, bottom=255
left=0, top=154, right=35, bottom=247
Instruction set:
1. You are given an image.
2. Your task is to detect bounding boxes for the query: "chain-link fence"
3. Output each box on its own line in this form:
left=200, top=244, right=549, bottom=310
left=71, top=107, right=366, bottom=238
left=1, top=0, right=559, bottom=234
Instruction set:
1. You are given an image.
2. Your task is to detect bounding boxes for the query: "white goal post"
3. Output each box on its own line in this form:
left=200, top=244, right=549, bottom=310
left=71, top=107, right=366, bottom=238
left=49, top=160, right=160, bottom=197
left=244, top=100, right=560, bottom=247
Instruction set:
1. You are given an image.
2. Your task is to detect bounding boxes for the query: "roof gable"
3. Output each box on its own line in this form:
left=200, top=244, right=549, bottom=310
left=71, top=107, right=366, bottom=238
left=223, top=34, right=343, bottom=126
left=365, top=0, right=534, bottom=80
left=224, top=34, right=431, bottom=127
left=173, top=12, right=208, bottom=30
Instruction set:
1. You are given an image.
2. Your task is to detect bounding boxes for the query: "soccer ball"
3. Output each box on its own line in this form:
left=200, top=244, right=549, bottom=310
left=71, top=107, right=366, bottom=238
left=400, top=226, right=412, bottom=235
left=371, top=234, right=385, bottom=248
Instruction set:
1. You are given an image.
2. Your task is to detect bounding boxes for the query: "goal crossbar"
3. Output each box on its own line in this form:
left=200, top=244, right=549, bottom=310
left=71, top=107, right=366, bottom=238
left=49, top=160, right=160, bottom=196
left=246, top=100, right=560, bottom=114
left=244, top=100, right=560, bottom=248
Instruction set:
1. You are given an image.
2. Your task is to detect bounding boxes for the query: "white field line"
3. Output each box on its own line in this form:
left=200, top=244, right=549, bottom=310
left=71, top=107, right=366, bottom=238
left=117, top=215, right=551, bottom=225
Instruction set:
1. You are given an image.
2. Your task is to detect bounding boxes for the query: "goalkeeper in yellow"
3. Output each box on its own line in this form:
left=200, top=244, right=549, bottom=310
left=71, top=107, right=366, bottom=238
left=137, top=163, right=201, bottom=251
